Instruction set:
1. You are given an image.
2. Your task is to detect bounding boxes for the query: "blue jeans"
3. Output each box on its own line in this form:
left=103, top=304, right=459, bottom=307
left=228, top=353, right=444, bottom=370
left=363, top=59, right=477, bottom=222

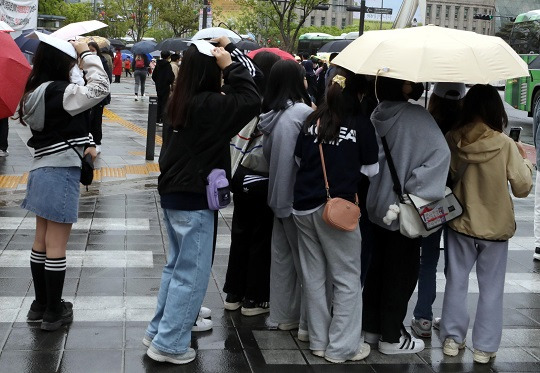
left=146, top=208, right=214, bottom=354
left=413, top=228, right=443, bottom=321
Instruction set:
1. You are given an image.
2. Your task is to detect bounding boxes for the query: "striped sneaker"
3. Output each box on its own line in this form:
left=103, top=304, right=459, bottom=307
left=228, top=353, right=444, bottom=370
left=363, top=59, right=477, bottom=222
left=379, top=330, right=425, bottom=355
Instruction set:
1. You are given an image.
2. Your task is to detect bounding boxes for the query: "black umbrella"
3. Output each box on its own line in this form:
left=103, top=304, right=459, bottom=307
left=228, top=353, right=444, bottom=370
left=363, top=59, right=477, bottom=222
left=156, top=38, right=189, bottom=52
left=14, top=29, right=51, bottom=55
left=236, top=40, right=260, bottom=51
left=109, top=38, right=126, bottom=48
left=131, top=40, right=157, bottom=55
left=318, top=39, right=353, bottom=53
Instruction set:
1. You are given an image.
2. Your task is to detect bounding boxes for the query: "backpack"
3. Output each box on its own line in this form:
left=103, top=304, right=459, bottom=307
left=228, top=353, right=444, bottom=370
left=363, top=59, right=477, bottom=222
left=135, top=58, right=144, bottom=69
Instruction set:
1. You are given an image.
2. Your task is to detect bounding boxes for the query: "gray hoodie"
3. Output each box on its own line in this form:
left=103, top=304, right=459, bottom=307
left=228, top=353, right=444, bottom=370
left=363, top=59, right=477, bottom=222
left=367, top=101, right=450, bottom=230
left=258, top=102, right=313, bottom=218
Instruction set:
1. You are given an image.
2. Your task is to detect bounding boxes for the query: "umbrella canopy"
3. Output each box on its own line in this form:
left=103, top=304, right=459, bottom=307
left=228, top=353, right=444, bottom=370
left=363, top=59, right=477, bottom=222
left=150, top=50, right=161, bottom=58
left=0, top=32, right=32, bottom=118
left=333, top=25, right=529, bottom=84
left=131, top=40, right=157, bottom=55
left=191, top=27, right=241, bottom=43
left=14, top=29, right=51, bottom=55
left=236, top=40, right=260, bottom=51
left=318, top=39, right=352, bottom=53
left=109, top=38, right=126, bottom=48
left=121, top=50, right=133, bottom=61
left=156, top=38, right=189, bottom=52
left=247, top=47, right=296, bottom=61
left=78, top=35, right=110, bottom=48
left=50, top=20, right=108, bottom=41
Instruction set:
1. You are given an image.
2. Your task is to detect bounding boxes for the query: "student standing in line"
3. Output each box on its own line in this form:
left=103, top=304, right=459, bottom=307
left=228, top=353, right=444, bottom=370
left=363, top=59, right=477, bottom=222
left=293, top=69, right=378, bottom=363
left=133, top=54, right=149, bottom=101
left=258, top=59, right=313, bottom=340
left=143, top=39, right=260, bottom=365
left=440, top=84, right=533, bottom=364
left=151, top=51, right=175, bottom=126
left=112, top=48, right=122, bottom=83
left=17, top=34, right=109, bottom=331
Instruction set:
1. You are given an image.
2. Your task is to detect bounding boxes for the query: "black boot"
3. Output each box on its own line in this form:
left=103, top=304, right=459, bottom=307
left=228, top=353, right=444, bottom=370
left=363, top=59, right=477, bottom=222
left=41, top=257, right=73, bottom=331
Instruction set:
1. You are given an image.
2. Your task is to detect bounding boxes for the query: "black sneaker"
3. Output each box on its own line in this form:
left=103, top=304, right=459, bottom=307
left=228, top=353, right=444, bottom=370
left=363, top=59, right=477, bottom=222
left=26, top=300, right=46, bottom=322
left=41, top=300, right=73, bottom=331
left=534, top=247, right=540, bottom=261
left=224, top=294, right=243, bottom=311
left=241, top=299, right=270, bottom=316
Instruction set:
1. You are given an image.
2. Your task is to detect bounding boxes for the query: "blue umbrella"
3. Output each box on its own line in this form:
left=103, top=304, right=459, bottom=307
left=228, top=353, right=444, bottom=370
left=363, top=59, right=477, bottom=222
left=131, top=40, right=157, bottom=55
left=14, top=29, right=51, bottom=55
left=121, top=49, right=133, bottom=60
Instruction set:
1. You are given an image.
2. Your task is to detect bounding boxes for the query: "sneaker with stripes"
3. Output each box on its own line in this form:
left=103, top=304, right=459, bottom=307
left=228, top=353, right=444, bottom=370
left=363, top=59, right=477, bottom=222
left=378, top=329, right=425, bottom=355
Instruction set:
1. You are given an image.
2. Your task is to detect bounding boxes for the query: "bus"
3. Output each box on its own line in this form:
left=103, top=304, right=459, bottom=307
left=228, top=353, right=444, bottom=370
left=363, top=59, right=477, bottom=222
left=504, top=9, right=540, bottom=128
left=297, top=33, right=337, bottom=56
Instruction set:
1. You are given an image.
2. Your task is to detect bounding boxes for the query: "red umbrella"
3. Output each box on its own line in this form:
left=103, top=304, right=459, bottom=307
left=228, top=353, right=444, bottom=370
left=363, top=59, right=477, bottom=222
left=247, top=47, right=296, bottom=61
left=0, top=32, right=31, bottom=118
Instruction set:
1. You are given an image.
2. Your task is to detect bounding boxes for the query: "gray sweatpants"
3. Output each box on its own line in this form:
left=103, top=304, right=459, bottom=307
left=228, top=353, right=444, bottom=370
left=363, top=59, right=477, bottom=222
left=440, top=229, right=508, bottom=353
left=269, top=216, right=307, bottom=330
left=294, top=207, right=363, bottom=360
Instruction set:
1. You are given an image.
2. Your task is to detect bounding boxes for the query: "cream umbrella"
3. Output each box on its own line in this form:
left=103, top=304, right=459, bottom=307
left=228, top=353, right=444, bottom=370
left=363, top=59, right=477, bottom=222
left=77, top=35, right=110, bottom=49
left=332, top=25, right=529, bottom=84
left=50, top=20, right=108, bottom=41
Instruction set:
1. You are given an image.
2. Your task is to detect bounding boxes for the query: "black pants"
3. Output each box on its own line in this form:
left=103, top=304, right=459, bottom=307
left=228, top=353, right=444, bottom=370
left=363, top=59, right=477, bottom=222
left=125, top=69, right=132, bottom=77
left=90, top=105, right=104, bottom=145
left=362, top=224, right=421, bottom=342
left=0, top=117, right=8, bottom=151
left=114, top=75, right=121, bottom=83
left=156, top=92, right=170, bottom=123
left=223, top=192, right=274, bottom=302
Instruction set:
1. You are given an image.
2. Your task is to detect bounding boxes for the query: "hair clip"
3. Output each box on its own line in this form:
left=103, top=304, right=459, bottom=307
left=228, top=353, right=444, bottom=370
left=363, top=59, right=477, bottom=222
left=332, top=74, right=346, bottom=89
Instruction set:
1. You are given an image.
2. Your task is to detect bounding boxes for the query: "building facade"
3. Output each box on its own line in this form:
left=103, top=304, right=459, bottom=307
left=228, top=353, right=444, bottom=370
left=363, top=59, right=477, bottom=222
left=425, top=0, right=496, bottom=35
left=300, top=0, right=355, bottom=28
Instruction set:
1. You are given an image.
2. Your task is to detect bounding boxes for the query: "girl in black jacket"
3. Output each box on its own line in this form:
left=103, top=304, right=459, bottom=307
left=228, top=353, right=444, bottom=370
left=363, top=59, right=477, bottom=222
left=144, top=39, right=260, bottom=365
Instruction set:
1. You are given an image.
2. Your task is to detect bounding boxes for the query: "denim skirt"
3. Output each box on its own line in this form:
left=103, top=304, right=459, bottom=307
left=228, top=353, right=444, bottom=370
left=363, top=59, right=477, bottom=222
left=21, top=166, right=81, bottom=223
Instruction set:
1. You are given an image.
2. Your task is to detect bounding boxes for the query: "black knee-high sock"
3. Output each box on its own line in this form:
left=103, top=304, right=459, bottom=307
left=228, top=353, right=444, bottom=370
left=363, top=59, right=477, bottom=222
left=30, top=249, right=47, bottom=305
left=44, top=257, right=67, bottom=314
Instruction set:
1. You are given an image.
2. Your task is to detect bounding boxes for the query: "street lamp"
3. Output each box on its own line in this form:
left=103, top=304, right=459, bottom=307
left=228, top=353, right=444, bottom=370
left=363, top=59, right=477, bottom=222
left=345, top=0, right=366, bottom=36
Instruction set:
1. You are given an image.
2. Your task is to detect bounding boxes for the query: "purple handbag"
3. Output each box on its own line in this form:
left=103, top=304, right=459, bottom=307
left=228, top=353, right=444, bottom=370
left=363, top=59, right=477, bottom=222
left=206, top=169, right=231, bottom=210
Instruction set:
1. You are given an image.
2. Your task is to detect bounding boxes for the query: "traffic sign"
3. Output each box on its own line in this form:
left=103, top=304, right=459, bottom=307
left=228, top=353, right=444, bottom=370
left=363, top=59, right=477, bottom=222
left=366, top=7, right=393, bottom=15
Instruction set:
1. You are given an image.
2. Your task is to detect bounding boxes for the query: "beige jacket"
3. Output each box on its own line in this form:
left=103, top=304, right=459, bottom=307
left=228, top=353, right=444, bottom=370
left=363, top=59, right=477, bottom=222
left=446, top=121, right=533, bottom=241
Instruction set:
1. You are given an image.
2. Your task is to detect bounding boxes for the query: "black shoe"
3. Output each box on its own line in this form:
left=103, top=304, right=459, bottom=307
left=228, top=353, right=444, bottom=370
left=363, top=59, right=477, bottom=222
left=241, top=299, right=270, bottom=316
left=534, top=247, right=540, bottom=261
left=41, top=300, right=73, bottom=331
left=27, top=300, right=46, bottom=322
left=224, top=294, right=243, bottom=311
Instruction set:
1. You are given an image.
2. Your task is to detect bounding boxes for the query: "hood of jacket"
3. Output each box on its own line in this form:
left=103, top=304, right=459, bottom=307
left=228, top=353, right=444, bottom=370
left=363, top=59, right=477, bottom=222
left=370, top=100, right=410, bottom=138
left=258, top=107, right=285, bottom=135
left=22, top=81, right=53, bottom=132
left=446, top=121, right=503, bottom=164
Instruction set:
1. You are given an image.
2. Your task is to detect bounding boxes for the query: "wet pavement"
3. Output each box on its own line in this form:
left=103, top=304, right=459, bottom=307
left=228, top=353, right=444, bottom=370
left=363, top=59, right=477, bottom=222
left=0, top=79, right=539, bottom=372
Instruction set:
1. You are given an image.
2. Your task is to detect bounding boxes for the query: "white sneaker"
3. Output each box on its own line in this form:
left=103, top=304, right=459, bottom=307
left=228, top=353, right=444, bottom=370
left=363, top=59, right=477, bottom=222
left=297, top=328, right=309, bottom=342
left=433, top=317, right=441, bottom=330
left=443, top=338, right=466, bottom=356
left=95, top=145, right=102, bottom=154
left=379, top=333, right=425, bottom=354
left=142, top=335, right=152, bottom=347
left=141, top=94, right=146, bottom=101
left=134, top=95, right=139, bottom=101
left=311, top=350, right=325, bottom=357
left=363, top=330, right=381, bottom=344
left=192, top=316, right=213, bottom=332
left=473, top=349, right=496, bottom=364
left=156, top=122, right=163, bottom=127
left=277, top=322, right=299, bottom=331
left=0, top=149, right=8, bottom=157
left=146, top=345, right=196, bottom=364
left=325, top=342, right=370, bottom=363
left=199, top=306, right=211, bottom=319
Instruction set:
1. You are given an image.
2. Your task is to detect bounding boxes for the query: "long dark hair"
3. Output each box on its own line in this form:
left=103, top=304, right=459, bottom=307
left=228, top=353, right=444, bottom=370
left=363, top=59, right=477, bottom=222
left=305, top=67, right=367, bottom=142
left=252, top=51, right=281, bottom=96
left=17, top=43, right=76, bottom=126
left=262, top=59, right=310, bottom=112
left=87, top=42, right=103, bottom=57
left=456, top=84, right=507, bottom=132
left=167, top=45, right=221, bottom=129
left=428, top=94, right=463, bottom=135
left=375, top=76, right=407, bottom=102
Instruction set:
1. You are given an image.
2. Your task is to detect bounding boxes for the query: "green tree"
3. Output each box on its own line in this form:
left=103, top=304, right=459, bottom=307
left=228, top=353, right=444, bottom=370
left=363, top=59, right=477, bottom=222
left=153, top=0, right=199, bottom=37
left=495, top=22, right=514, bottom=44
left=63, top=3, right=94, bottom=25
left=233, top=0, right=327, bottom=52
left=100, top=0, right=153, bottom=41
left=38, top=0, right=66, bottom=15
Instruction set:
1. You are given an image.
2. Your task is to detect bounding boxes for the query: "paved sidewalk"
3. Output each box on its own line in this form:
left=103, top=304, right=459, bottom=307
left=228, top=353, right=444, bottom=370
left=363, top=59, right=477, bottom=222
left=0, top=79, right=539, bottom=372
